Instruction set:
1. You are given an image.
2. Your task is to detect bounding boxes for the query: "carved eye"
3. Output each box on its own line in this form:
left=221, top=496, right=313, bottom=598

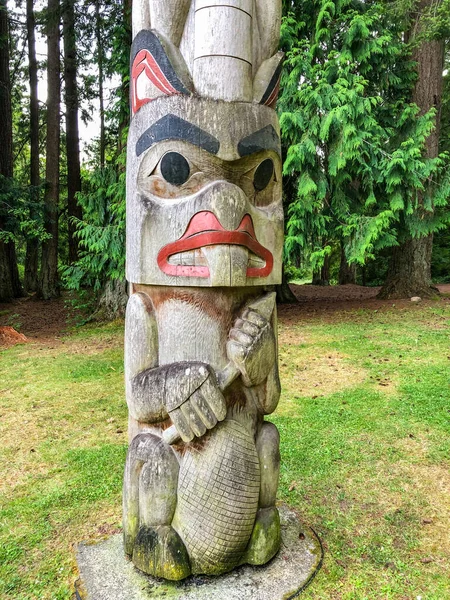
left=160, top=152, right=190, bottom=185
left=253, top=158, right=274, bottom=191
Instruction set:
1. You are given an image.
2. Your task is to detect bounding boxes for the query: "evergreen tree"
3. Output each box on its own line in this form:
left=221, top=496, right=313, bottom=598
left=24, top=0, right=41, bottom=292
left=0, top=0, right=13, bottom=302
left=380, top=0, right=447, bottom=297
left=39, top=0, right=61, bottom=299
left=0, top=0, right=22, bottom=301
left=63, top=0, right=82, bottom=264
left=279, top=0, right=450, bottom=296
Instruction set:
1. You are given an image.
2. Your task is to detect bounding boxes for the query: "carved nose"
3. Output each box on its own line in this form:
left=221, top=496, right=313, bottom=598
left=197, top=180, right=250, bottom=231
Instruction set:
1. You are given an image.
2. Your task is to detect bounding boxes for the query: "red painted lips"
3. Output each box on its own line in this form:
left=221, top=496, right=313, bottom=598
left=157, top=211, right=273, bottom=278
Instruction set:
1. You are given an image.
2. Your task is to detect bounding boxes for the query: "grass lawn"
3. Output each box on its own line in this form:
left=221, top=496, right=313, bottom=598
left=0, top=299, right=449, bottom=599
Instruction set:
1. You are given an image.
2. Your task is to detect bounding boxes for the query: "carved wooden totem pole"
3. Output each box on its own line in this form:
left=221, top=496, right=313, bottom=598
left=124, top=0, right=284, bottom=580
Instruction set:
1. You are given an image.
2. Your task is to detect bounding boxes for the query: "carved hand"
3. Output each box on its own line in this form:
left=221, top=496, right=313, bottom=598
left=227, top=308, right=276, bottom=387
left=165, top=363, right=227, bottom=443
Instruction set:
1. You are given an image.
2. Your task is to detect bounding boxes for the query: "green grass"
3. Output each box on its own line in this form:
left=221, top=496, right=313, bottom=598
left=0, top=303, right=449, bottom=599
left=273, top=302, right=450, bottom=599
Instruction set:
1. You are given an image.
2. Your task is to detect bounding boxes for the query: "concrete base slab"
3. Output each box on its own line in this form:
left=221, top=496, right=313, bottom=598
left=75, top=505, right=322, bottom=600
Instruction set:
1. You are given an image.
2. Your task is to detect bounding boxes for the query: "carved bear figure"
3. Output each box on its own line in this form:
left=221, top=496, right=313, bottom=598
left=123, top=0, right=284, bottom=579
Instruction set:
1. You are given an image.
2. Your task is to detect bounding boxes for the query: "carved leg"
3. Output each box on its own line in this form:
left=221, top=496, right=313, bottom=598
left=123, top=433, right=191, bottom=580
left=242, top=421, right=281, bottom=565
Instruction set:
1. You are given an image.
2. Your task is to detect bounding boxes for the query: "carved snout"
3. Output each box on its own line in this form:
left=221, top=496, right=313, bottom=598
left=193, top=180, right=251, bottom=232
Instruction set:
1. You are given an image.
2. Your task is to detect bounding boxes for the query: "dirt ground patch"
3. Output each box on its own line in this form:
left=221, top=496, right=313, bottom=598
left=0, top=284, right=449, bottom=348
left=279, top=283, right=450, bottom=324
left=0, top=295, right=70, bottom=346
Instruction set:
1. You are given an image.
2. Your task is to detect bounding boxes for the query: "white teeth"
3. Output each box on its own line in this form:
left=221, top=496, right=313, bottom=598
left=247, top=252, right=265, bottom=267
left=167, top=246, right=265, bottom=280
left=168, top=249, right=207, bottom=266
left=168, top=253, right=182, bottom=265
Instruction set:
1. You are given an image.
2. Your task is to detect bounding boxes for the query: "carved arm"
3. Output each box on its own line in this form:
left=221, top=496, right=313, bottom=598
left=129, top=361, right=226, bottom=441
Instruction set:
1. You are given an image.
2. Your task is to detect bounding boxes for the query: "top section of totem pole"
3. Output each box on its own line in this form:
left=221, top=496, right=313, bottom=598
left=127, top=0, right=284, bottom=288
left=131, top=0, right=283, bottom=105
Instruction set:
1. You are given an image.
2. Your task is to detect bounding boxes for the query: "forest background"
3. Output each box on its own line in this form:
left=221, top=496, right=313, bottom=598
left=1, top=2, right=449, bottom=598
left=0, top=0, right=450, bottom=310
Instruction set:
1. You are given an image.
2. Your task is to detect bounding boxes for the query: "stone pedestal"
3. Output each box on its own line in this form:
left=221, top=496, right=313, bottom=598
left=75, top=505, right=322, bottom=600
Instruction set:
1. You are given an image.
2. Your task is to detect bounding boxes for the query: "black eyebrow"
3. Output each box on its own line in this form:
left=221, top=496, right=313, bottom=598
left=238, top=125, right=281, bottom=157
left=136, top=114, right=220, bottom=156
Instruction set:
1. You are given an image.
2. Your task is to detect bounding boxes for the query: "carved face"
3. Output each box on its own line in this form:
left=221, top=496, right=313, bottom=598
left=126, top=95, right=283, bottom=287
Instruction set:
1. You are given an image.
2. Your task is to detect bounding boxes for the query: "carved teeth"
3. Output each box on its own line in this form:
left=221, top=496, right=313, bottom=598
left=167, top=247, right=265, bottom=271
left=247, top=251, right=265, bottom=267
left=168, top=249, right=207, bottom=266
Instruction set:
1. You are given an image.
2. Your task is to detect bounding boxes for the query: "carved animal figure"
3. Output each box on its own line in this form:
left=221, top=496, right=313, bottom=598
left=123, top=0, right=284, bottom=579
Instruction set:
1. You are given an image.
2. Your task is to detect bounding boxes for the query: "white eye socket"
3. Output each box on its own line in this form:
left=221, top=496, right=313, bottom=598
left=159, top=152, right=190, bottom=185
left=253, top=159, right=274, bottom=191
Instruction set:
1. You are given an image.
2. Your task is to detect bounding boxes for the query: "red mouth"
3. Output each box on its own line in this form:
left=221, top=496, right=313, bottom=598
left=157, top=211, right=273, bottom=278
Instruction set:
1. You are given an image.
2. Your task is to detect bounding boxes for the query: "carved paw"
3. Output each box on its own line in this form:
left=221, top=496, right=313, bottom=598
left=132, top=525, right=191, bottom=581
left=167, top=363, right=226, bottom=443
left=241, top=507, right=281, bottom=566
left=227, top=308, right=276, bottom=387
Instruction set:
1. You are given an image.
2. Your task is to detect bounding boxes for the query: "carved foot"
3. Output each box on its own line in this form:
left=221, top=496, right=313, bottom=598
left=242, top=507, right=281, bottom=566
left=132, top=525, right=191, bottom=581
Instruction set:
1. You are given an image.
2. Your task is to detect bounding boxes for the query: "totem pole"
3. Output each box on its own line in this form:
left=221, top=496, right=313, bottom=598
left=123, top=0, right=284, bottom=580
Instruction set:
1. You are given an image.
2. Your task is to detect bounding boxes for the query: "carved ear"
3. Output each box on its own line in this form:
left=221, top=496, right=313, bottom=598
left=131, top=30, right=194, bottom=115
left=253, top=52, right=284, bottom=108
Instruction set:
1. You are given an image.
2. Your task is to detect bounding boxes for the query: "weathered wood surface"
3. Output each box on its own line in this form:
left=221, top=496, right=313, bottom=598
left=130, top=0, right=283, bottom=105
left=127, top=96, right=283, bottom=287
left=123, top=0, right=284, bottom=581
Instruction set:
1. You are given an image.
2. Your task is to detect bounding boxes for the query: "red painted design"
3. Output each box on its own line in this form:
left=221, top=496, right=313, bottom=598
left=131, top=49, right=178, bottom=114
left=264, top=76, right=281, bottom=109
left=157, top=211, right=273, bottom=279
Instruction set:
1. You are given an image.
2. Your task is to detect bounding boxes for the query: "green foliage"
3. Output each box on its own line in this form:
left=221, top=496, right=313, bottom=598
left=77, top=0, right=131, bottom=166
left=284, top=262, right=312, bottom=282
left=61, top=165, right=125, bottom=294
left=0, top=175, right=49, bottom=245
left=279, top=0, right=450, bottom=271
left=431, top=227, right=450, bottom=282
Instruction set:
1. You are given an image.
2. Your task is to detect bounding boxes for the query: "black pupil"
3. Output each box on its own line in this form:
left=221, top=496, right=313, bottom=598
left=160, top=152, right=190, bottom=185
left=253, top=159, right=274, bottom=191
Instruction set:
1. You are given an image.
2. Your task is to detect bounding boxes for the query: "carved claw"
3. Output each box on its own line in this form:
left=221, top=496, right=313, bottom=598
left=227, top=307, right=276, bottom=387
left=167, top=366, right=226, bottom=443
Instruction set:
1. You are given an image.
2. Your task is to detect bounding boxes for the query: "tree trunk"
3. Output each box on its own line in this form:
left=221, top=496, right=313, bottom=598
left=63, top=0, right=82, bottom=263
left=24, top=0, right=40, bottom=292
left=6, top=242, right=22, bottom=296
left=0, top=0, right=22, bottom=300
left=0, top=219, right=13, bottom=302
left=378, top=236, right=439, bottom=299
left=5, top=243, right=22, bottom=296
left=339, top=244, right=356, bottom=285
left=95, top=0, right=105, bottom=167
left=276, top=266, right=298, bottom=304
left=379, top=0, right=444, bottom=299
left=312, top=254, right=330, bottom=285
left=94, top=279, right=128, bottom=320
left=39, top=0, right=60, bottom=299
left=0, top=0, right=13, bottom=302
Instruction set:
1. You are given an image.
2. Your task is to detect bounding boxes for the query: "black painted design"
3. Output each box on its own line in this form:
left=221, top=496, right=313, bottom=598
left=131, top=30, right=191, bottom=96
left=160, top=152, right=190, bottom=185
left=136, top=114, right=220, bottom=156
left=260, top=60, right=284, bottom=106
left=253, top=159, right=274, bottom=191
left=238, top=125, right=281, bottom=157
